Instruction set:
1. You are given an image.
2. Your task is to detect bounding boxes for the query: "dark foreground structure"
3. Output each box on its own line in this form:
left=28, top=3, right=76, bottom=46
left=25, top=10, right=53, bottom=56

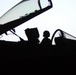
left=0, top=0, right=76, bottom=74
left=0, top=28, right=76, bottom=74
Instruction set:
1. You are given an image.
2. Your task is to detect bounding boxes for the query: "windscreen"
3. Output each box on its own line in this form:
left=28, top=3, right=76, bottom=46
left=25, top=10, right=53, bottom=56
left=52, top=29, right=76, bottom=45
left=0, top=0, right=51, bottom=24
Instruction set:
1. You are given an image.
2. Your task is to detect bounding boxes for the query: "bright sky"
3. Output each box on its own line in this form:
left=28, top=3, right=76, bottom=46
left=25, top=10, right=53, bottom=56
left=0, top=0, right=76, bottom=42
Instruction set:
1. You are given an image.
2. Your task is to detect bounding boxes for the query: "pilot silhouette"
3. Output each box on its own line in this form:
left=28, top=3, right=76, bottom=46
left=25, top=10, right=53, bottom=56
left=41, top=30, right=52, bottom=47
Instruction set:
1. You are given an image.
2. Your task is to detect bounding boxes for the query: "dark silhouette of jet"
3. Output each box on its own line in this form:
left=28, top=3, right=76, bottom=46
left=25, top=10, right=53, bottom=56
left=0, top=0, right=76, bottom=74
